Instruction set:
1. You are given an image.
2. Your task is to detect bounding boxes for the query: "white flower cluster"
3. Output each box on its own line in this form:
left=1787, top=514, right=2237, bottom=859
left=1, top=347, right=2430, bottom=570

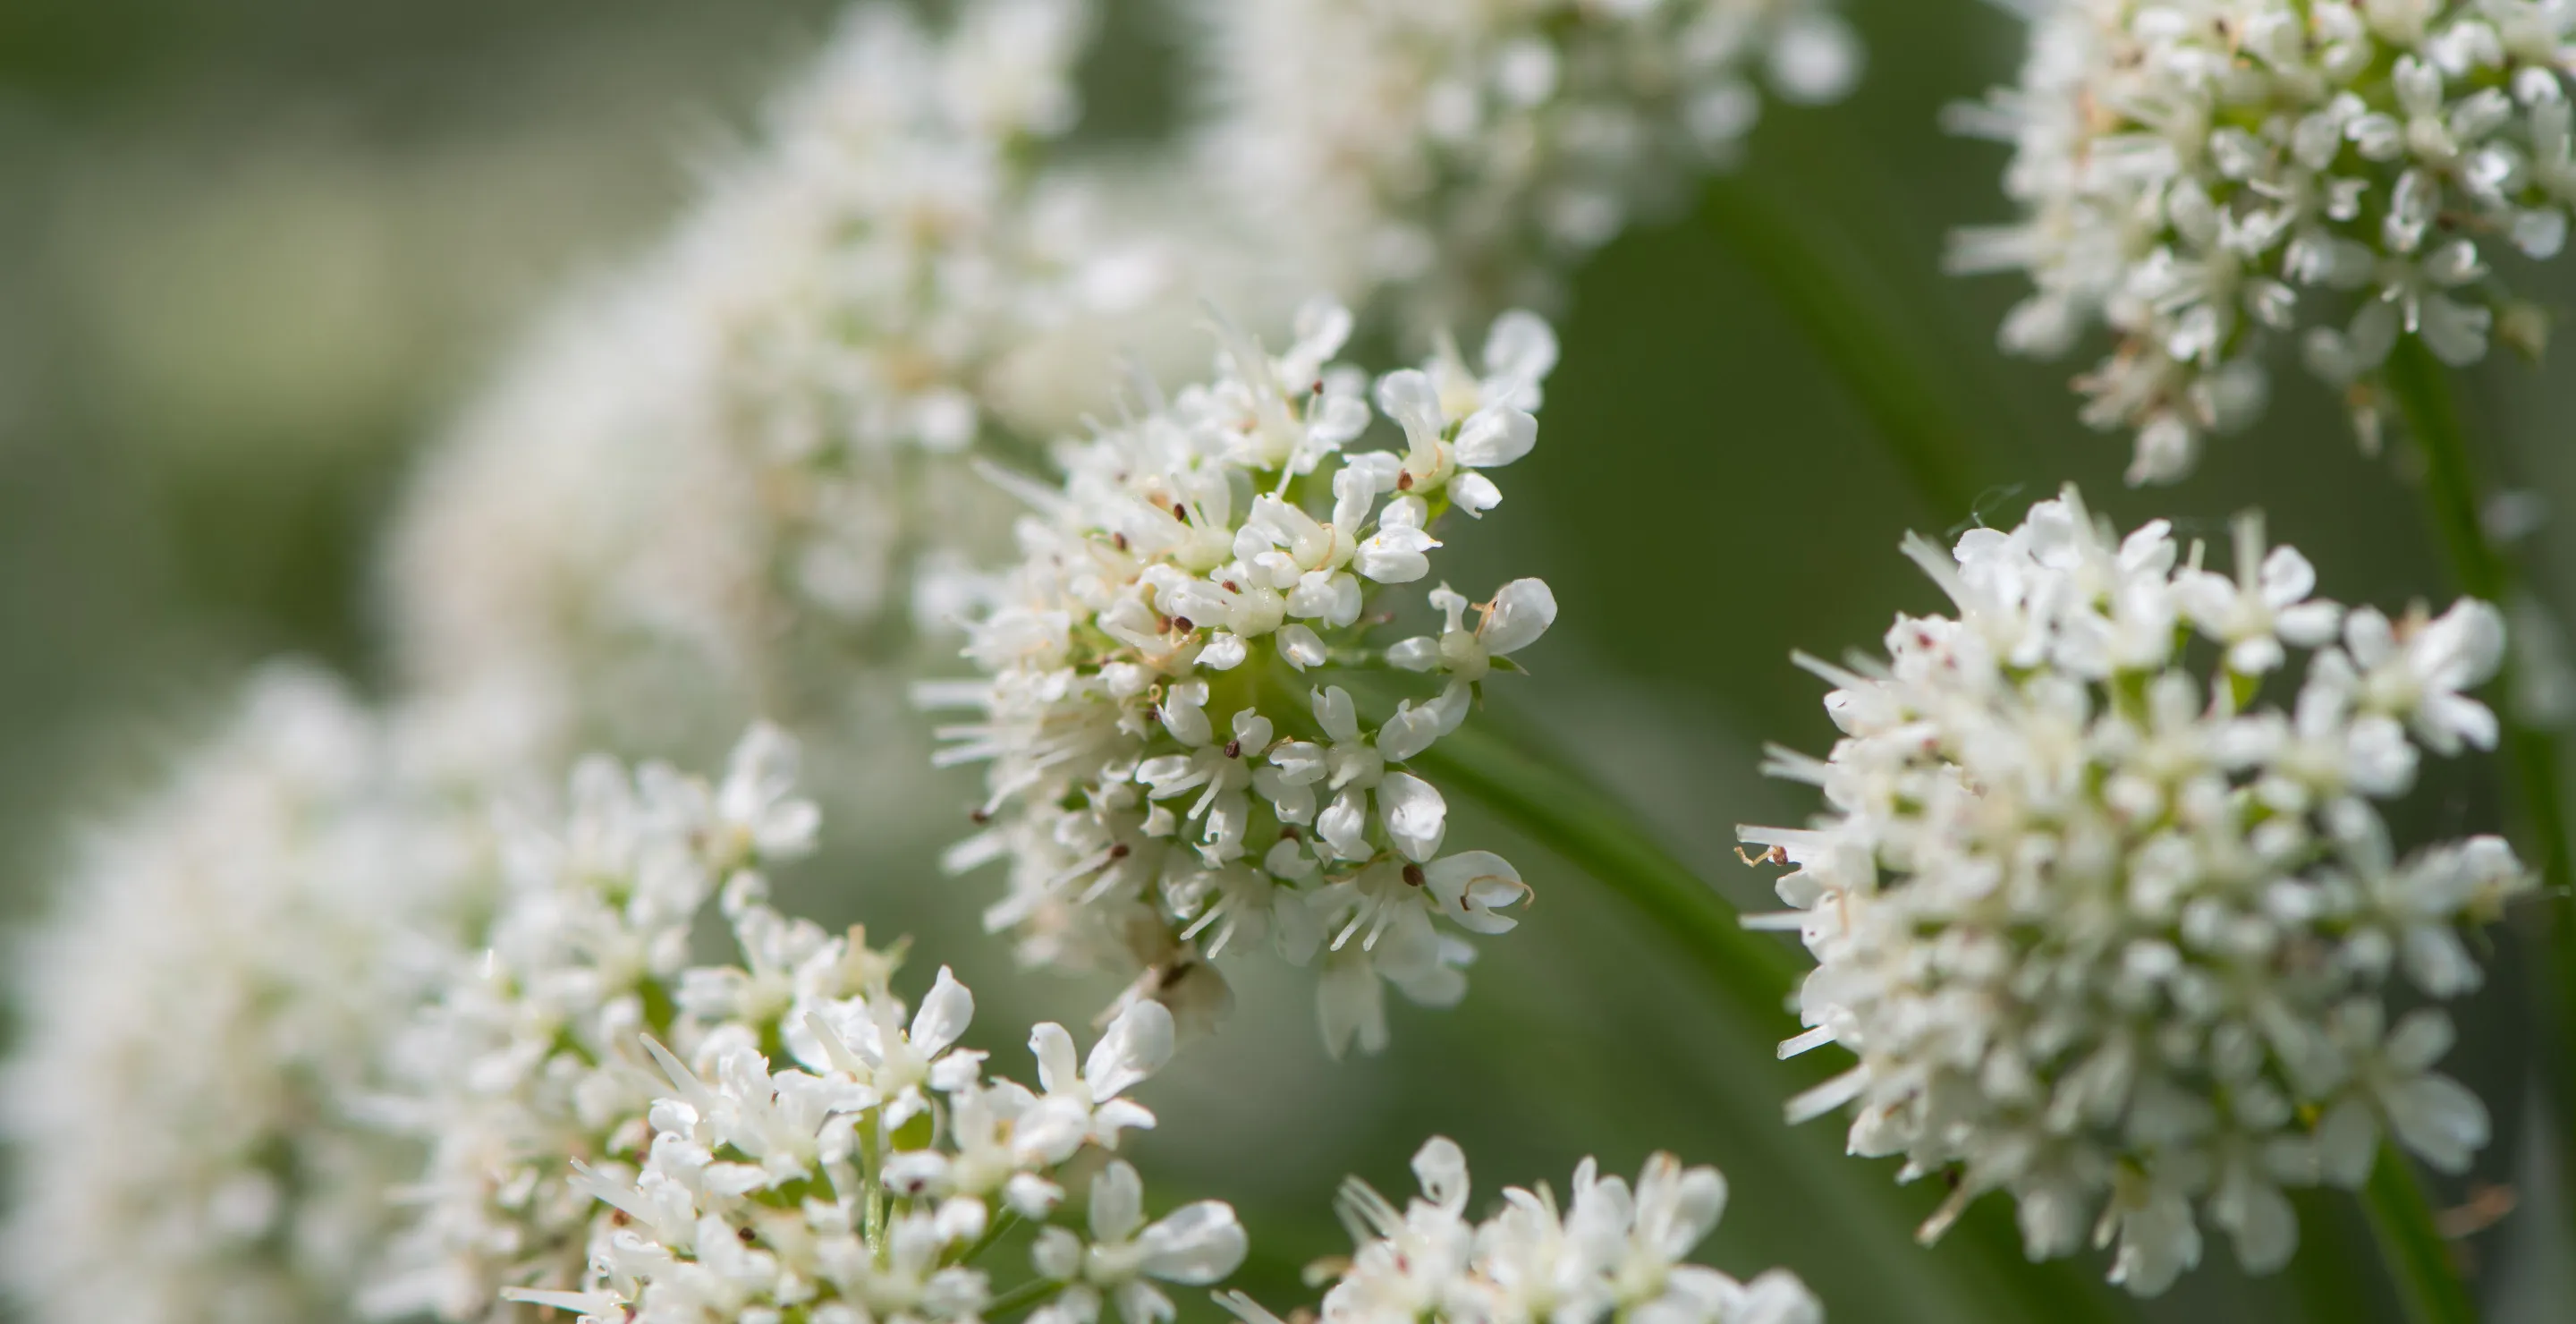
left=364, top=725, right=832, bottom=1318
left=367, top=726, right=1245, bottom=1324
left=508, top=995, right=1241, bottom=1324
left=389, top=0, right=1250, bottom=764
left=1221, top=1136, right=1822, bottom=1324
left=1, top=666, right=468, bottom=1324
left=1741, top=487, right=2531, bottom=1295
left=926, top=301, right=1563, bottom=1057
left=1953, top=0, right=2576, bottom=482
left=1199, top=0, right=1865, bottom=326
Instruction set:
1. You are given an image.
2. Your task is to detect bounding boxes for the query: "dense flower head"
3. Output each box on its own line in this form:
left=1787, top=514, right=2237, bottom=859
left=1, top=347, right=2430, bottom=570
left=1953, top=0, right=2576, bottom=482
left=1196, top=0, right=1864, bottom=327
left=1741, top=486, right=2531, bottom=1295
left=1219, top=1136, right=1821, bottom=1324
left=364, top=723, right=835, bottom=1320
left=368, top=724, right=1244, bottom=1324
left=924, top=299, right=1563, bottom=1057
left=389, top=0, right=1256, bottom=766
left=1, top=666, right=471, bottom=1324
left=503, top=995, right=1241, bottom=1324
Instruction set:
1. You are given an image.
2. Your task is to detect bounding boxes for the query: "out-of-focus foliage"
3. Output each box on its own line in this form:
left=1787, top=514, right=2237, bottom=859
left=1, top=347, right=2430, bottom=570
left=4, top=2, right=2574, bottom=1321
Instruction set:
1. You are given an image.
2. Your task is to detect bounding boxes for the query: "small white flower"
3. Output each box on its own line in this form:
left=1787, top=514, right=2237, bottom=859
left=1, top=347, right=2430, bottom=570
left=1399, top=581, right=1557, bottom=680
left=1030, top=1161, right=1248, bottom=1324
left=2172, top=513, right=2341, bottom=675
left=2344, top=598, right=2507, bottom=755
left=1017, top=1000, right=1176, bottom=1163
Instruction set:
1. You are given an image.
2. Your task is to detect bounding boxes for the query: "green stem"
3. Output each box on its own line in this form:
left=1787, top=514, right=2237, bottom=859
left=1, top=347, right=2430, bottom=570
left=980, top=1277, right=1064, bottom=1320
left=2360, top=1144, right=2479, bottom=1324
left=2382, top=341, right=2573, bottom=896
left=1405, top=714, right=1799, bottom=1012
left=1695, top=176, right=1990, bottom=523
left=2382, top=337, right=2576, bottom=1195
left=1404, top=709, right=2128, bottom=1324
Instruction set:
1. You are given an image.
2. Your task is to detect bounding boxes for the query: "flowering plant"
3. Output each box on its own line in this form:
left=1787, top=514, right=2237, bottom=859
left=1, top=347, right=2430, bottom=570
left=11, top=2, right=2575, bottom=1323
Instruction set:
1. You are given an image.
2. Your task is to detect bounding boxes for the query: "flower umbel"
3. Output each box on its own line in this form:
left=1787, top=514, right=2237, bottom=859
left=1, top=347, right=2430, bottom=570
left=1742, top=486, right=2529, bottom=1294
left=1, top=666, right=468, bottom=1324
left=1218, top=1136, right=1821, bottom=1324
left=926, top=301, right=1560, bottom=1056
left=1199, top=0, right=1864, bottom=327
left=388, top=0, right=1239, bottom=768
left=1953, top=0, right=2576, bottom=480
left=369, top=724, right=1245, bottom=1324
left=364, top=725, right=838, bottom=1318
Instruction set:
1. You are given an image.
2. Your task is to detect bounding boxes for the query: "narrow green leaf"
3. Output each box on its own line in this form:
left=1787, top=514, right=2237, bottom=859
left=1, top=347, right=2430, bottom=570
left=1695, top=175, right=1990, bottom=525
left=2359, top=1144, right=2479, bottom=1324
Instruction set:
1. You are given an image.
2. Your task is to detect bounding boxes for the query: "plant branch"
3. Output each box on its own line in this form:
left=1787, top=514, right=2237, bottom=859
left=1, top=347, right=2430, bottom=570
left=2360, top=1143, right=2479, bottom=1324
left=1695, top=176, right=1990, bottom=524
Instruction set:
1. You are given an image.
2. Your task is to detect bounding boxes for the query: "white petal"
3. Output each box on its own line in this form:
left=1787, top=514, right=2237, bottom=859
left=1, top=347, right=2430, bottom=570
left=1138, top=1202, right=1249, bottom=1284
left=1312, top=686, right=1360, bottom=743
left=1453, top=407, right=1537, bottom=468
left=1410, top=1136, right=1471, bottom=1212
left=1371, top=369, right=1445, bottom=438
left=1089, top=1159, right=1147, bottom=1243
left=1480, top=578, right=1557, bottom=656
left=1376, top=773, right=1448, bottom=862
left=1480, top=310, right=1558, bottom=396
left=912, top=967, right=976, bottom=1056
left=1087, top=999, right=1175, bottom=1099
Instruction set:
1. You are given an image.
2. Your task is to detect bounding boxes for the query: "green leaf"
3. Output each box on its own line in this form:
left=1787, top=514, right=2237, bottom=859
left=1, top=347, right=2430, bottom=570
left=2360, top=1143, right=2480, bottom=1324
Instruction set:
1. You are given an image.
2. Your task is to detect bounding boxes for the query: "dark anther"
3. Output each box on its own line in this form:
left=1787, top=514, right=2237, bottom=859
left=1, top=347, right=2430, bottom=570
left=1280, top=826, right=1301, bottom=841
left=738, top=1226, right=758, bottom=1243
left=1222, top=580, right=1240, bottom=592
left=1402, top=863, right=1426, bottom=887
left=1108, top=842, right=1131, bottom=860
left=1173, top=615, right=1194, bottom=633
left=970, top=807, right=991, bottom=824
left=1172, top=502, right=1188, bottom=521
left=1397, top=471, right=1413, bottom=490
left=1113, top=532, right=1130, bottom=551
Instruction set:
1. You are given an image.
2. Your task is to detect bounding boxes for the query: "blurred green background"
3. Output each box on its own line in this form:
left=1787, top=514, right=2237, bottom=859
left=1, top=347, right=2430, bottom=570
left=5, top=1, right=2573, bottom=1320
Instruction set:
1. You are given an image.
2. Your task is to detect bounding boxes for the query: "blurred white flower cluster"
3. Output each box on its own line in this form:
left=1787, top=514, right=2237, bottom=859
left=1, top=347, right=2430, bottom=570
left=389, top=0, right=1252, bottom=767
left=1221, top=1136, right=1820, bottom=1324
left=363, top=725, right=825, bottom=1318
left=367, top=726, right=1246, bottom=1324
left=924, top=301, right=1561, bottom=1057
left=1, top=666, right=475, bottom=1324
left=1742, top=486, right=2529, bottom=1294
left=390, top=0, right=1870, bottom=773
left=1953, top=0, right=2576, bottom=481
left=1199, top=0, right=1864, bottom=327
